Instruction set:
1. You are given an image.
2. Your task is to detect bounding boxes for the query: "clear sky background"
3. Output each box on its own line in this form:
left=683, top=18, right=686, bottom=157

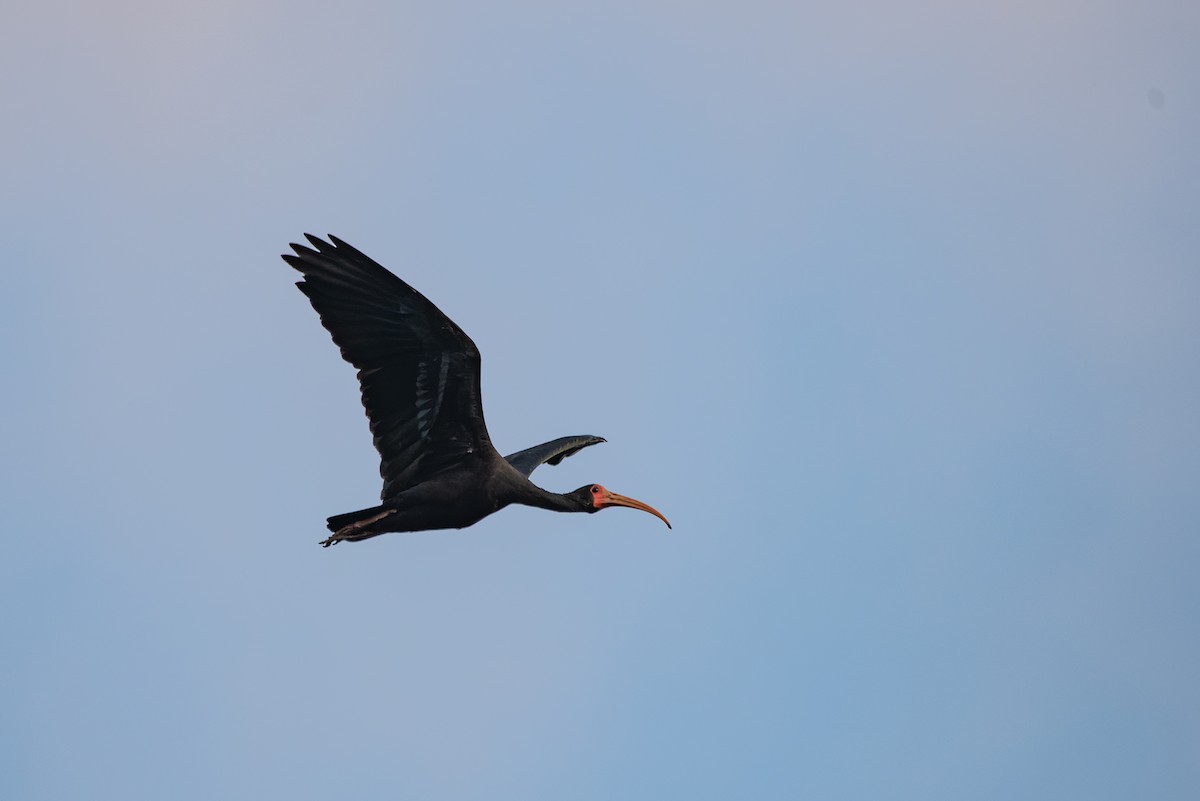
left=2, top=1, right=1197, bottom=798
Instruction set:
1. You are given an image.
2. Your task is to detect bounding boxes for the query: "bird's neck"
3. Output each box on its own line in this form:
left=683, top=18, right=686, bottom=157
left=515, top=482, right=581, bottom=514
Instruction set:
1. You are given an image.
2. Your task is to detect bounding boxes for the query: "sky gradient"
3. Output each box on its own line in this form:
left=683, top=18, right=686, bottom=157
left=2, top=1, right=1198, bottom=798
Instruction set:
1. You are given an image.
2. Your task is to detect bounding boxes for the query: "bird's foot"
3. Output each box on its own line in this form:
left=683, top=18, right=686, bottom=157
left=319, top=522, right=366, bottom=548
left=319, top=508, right=396, bottom=547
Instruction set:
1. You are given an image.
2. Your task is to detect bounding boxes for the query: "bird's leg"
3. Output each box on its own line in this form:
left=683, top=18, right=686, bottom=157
left=319, top=522, right=367, bottom=547
left=319, top=507, right=396, bottom=547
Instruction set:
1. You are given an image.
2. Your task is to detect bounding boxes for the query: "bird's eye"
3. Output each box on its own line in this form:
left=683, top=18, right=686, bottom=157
left=591, top=486, right=600, bottom=494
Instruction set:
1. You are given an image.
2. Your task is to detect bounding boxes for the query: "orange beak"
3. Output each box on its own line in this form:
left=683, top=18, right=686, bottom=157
left=597, top=489, right=672, bottom=529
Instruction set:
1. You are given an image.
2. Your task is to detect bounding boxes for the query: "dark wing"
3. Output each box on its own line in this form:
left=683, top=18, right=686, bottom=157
left=283, top=234, right=494, bottom=499
left=504, top=435, right=606, bottom=478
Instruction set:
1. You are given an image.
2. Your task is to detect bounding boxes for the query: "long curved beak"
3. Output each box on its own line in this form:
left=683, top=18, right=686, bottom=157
left=599, top=490, right=672, bottom=529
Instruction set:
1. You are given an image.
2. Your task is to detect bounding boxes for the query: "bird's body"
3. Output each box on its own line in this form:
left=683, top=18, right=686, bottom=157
left=282, top=235, right=670, bottom=545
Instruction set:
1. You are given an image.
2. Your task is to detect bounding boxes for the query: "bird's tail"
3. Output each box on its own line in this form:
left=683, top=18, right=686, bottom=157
left=326, top=504, right=391, bottom=533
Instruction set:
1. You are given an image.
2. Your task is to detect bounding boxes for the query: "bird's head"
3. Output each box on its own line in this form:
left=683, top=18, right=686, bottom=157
left=570, top=484, right=672, bottom=529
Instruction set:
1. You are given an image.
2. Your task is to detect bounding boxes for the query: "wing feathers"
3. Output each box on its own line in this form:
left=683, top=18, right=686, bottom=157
left=504, top=435, right=606, bottom=478
left=284, top=235, right=494, bottom=498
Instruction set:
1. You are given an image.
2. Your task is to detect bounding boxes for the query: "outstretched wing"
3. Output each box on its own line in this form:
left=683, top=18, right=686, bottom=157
left=504, top=435, right=606, bottom=478
left=283, top=234, right=494, bottom=499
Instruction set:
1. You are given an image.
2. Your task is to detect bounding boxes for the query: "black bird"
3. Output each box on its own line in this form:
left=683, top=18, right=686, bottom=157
left=283, top=235, right=671, bottom=546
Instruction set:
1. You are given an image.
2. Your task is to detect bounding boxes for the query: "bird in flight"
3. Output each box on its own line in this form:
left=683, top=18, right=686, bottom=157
left=283, top=235, right=671, bottom=546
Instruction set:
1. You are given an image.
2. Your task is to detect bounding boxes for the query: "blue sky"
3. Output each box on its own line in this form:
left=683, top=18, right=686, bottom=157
left=2, top=1, right=1198, bottom=798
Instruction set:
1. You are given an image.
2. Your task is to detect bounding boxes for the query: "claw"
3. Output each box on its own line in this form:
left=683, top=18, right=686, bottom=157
left=320, top=522, right=366, bottom=547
